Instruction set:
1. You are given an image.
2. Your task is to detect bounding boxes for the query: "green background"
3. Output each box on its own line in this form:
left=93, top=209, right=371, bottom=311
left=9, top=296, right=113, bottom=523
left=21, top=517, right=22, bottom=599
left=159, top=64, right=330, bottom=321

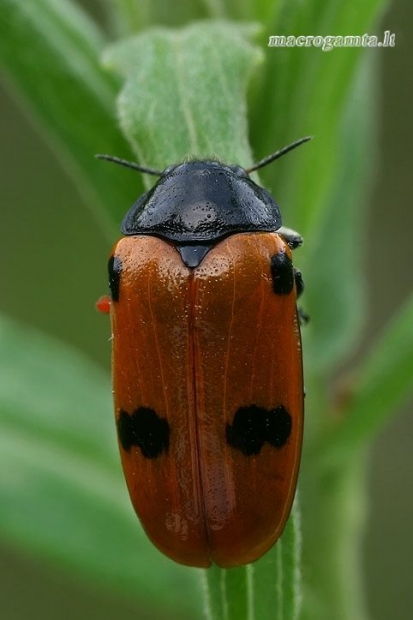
left=1, top=0, right=412, bottom=618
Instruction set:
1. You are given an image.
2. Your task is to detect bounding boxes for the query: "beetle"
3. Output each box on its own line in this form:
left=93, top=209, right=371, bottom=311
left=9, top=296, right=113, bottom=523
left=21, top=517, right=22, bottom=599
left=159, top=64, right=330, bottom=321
left=97, top=137, right=310, bottom=567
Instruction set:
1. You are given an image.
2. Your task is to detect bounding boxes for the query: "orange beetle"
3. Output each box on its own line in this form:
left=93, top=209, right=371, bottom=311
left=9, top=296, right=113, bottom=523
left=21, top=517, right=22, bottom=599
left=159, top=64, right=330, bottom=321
left=97, top=138, right=309, bottom=567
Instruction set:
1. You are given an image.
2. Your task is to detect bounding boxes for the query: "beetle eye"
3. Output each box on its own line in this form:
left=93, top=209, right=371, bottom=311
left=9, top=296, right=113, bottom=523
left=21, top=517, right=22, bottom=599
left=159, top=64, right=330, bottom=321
left=162, top=164, right=178, bottom=176
left=229, top=164, right=248, bottom=177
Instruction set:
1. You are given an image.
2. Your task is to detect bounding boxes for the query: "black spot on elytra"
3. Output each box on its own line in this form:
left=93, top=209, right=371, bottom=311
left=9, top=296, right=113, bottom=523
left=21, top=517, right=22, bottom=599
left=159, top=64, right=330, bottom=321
left=117, top=407, right=170, bottom=459
left=271, top=251, right=294, bottom=295
left=226, top=405, right=292, bottom=456
left=108, top=255, right=122, bottom=301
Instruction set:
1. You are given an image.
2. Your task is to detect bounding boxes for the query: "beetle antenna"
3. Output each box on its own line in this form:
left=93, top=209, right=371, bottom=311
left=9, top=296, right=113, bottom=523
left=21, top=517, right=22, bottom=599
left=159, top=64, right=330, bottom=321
left=246, top=136, right=313, bottom=173
left=95, top=154, right=163, bottom=176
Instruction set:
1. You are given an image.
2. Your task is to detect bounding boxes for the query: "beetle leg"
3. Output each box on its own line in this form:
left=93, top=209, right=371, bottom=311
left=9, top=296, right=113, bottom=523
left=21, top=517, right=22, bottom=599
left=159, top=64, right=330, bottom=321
left=278, top=226, right=303, bottom=249
left=297, top=307, right=309, bottom=325
left=294, top=268, right=304, bottom=298
left=294, top=268, right=309, bottom=324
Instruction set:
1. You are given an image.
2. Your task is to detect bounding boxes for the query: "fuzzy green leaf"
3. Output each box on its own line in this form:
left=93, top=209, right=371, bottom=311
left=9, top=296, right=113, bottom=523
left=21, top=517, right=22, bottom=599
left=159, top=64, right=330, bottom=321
left=0, top=315, right=200, bottom=616
left=202, top=502, right=301, bottom=620
left=0, top=0, right=140, bottom=232
left=102, top=21, right=263, bottom=175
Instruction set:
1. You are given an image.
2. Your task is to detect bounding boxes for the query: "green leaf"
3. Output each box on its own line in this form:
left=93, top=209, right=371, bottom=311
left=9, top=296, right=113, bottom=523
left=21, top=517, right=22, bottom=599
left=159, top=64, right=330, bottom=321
left=0, top=315, right=200, bottom=616
left=302, top=54, right=377, bottom=371
left=202, top=502, right=301, bottom=620
left=319, top=290, right=413, bottom=465
left=242, top=0, right=387, bottom=374
left=102, top=21, right=263, bottom=176
left=102, top=0, right=211, bottom=35
left=101, top=0, right=278, bottom=35
left=101, top=0, right=151, bottom=34
left=0, top=0, right=140, bottom=232
left=251, top=0, right=387, bottom=235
